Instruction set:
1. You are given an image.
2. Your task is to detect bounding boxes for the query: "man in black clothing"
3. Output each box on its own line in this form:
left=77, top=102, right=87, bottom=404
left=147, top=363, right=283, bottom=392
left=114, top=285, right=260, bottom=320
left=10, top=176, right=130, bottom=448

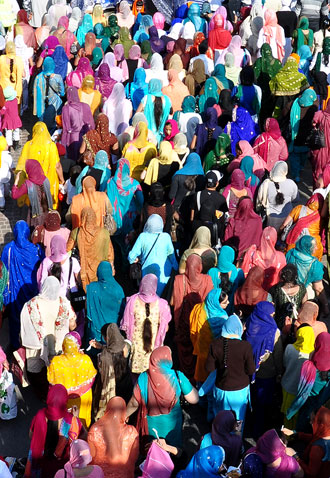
left=190, top=170, right=228, bottom=245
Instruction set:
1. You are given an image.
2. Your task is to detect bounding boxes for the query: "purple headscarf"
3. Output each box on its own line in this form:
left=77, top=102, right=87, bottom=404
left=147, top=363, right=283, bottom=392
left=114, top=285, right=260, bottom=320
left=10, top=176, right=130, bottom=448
left=76, top=57, right=94, bottom=76
left=252, top=429, right=287, bottom=464
left=211, top=410, right=242, bottom=467
left=149, top=26, right=165, bottom=54
left=129, top=44, right=141, bottom=60
left=66, top=86, right=81, bottom=111
left=114, top=43, right=125, bottom=61
left=225, top=107, right=259, bottom=154
left=205, top=107, right=218, bottom=128
left=95, top=63, right=117, bottom=98
left=245, top=301, right=277, bottom=382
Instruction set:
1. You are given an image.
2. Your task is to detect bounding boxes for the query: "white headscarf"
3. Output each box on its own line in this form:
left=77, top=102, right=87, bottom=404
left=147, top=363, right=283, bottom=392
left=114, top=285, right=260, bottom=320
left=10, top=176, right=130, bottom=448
left=150, top=52, right=164, bottom=71
left=101, top=52, right=123, bottom=82
left=68, top=7, right=81, bottom=32
left=40, top=276, right=61, bottom=301
left=168, top=22, right=184, bottom=40
left=103, top=83, right=132, bottom=135
left=270, top=161, right=288, bottom=182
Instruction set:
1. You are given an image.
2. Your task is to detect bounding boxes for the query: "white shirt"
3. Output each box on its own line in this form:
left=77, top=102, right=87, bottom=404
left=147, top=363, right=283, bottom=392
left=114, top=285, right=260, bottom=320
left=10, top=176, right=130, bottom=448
left=0, top=151, right=12, bottom=182
left=189, top=54, right=214, bottom=76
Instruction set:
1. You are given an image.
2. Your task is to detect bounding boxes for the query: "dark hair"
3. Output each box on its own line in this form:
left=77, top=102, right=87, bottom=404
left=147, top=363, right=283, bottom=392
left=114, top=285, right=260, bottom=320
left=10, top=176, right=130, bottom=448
left=274, top=182, right=284, bottom=205
left=154, top=96, right=163, bottom=129
left=199, top=39, right=209, bottom=55
left=280, top=264, right=298, bottom=285
left=112, top=351, right=128, bottom=381
left=49, top=262, right=62, bottom=282
left=69, top=165, right=82, bottom=186
left=239, top=66, right=255, bottom=86
left=9, top=59, right=15, bottom=83
left=45, top=419, right=59, bottom=456
left=143, top=303, right=152, bottom=353
left=45, top=75, right=51, bottom=107
left=219, top=291, right=227, bottom=304
left=220, top=273, right=231, bottom=294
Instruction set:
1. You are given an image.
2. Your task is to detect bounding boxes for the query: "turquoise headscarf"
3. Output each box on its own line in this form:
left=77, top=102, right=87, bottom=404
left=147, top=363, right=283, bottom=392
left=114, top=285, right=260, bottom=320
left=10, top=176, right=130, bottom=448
left=199, top=78, right=219, bottom=114
left=221, top=314, right=243, bottom=339
left=182, top=95, right=196, bottom=113
left=77, top=14, right=93, bottom=46
left=91, top=47, right=103, bottom=67
left=290, top=88, right=317, bottom=142
left=298, top=45, right=313, bottom=83
left=286, top=235, right=323, bottom=286
left=212, top=64, right=233, bottom=90
left=144, top=79, right=171, bottom=142
left=43, top=56, right=55, bottom=76
left=204, top=288, right=228, bottom=338
left=76, top=150, right=111, bottom=193
left=240, top=156, right=259, bottom=186
left=183, top=3, right=206, bottom=34
left=208, top=245, right=238, bottom=288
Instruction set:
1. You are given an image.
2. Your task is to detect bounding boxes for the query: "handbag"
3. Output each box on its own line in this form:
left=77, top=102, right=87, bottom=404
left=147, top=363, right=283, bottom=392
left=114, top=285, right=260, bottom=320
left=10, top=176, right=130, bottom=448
left=104, top=210, right=117, bottom=236
left=129, top=233, right=160, bottom=281
left=66, top=257, right=86, bottom=312
left=305, top=126, right=326, bottom=150
left=281, top=219, right=294, bottom=242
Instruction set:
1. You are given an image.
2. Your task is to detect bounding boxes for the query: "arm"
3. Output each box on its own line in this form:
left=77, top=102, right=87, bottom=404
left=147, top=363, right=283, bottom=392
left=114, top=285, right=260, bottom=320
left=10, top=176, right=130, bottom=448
left=190, top=135, right=197, bottom=150
left=126, top=395, right=139, bottom=418
left=128, top=234, right=143, bottom=264
left=79, top=139, right=87, bottom=154
left=56, top=162, right=65, bottom=185
left=184, top=387, right=199, bottom=404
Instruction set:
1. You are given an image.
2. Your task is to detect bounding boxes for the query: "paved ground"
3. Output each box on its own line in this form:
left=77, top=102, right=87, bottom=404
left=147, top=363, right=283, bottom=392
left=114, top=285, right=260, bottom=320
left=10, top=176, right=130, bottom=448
left=0, top=113, right=326, bottom=463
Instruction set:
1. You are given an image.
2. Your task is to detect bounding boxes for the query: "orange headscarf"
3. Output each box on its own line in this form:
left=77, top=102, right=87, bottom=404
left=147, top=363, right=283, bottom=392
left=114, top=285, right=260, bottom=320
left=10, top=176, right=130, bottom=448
left=132, top=0, right=144, bottom=16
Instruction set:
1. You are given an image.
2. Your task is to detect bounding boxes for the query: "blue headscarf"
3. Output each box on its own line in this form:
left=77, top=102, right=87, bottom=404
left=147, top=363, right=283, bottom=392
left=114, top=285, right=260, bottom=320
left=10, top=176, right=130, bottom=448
left=290, top=88, right=317, bottom=142
left=286, top=235, right=323, bottom=286
left=212, top=64, right=233, bottom=90
left=43, top=56, right=55, bottom=76
left=143, top=213, right=164, bottom=233
left=208, top=245, right=238, bottom=289
left=225, top=107, right=259, bottom=155
left=126, top=67, right=148, bottom=111
left=177, top=446, right=225, bottom=477
left=1, top=221, right=44, bottom=348
left=240, top=156, right=259, bottom=187
left=243, top=453, right=264, bottom=478
left=181, top=95, right=196, bottom=113
left=51, top=46, right=69, bottom=81
left=76, top=150, right=111, bottom=193
left=245, top=301, right=277, bottom=382
left=199, top=78, right=219, bottom=114
left=174, top=153, right=204, bottom=176
left=204, top=288, right=228, bottom=337
left=183, top=3, right=206, bottom=34
left=172, top=4, right=188, bottom=25
left=298, top=45, right=313, bottom=83
left=76, top=13, right=93, bottom=46
left=133, top=14, right=153, bottom=42
left=86, top=261, right=125, bottom=341
left=221, top=314, right=243, bottom=339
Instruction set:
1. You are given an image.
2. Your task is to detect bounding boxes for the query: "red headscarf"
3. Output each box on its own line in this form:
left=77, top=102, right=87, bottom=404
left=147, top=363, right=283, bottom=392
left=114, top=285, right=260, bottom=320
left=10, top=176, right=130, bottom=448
left=208, top=14, right=232, bottom=51
left=286, top=193, right=324, bottom=246
left=25, top=159, right=47, bottom=186
left=235, top=266, right=267, bottom=307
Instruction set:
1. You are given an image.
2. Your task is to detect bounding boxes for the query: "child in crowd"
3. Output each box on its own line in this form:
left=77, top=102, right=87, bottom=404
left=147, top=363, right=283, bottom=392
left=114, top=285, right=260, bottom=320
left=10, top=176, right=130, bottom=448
left=1, top=87, right=22, bottom=151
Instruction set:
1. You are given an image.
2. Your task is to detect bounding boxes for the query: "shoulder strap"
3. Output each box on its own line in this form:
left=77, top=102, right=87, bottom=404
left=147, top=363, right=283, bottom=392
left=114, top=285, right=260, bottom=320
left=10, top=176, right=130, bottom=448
left=142, top=233, right=160, bottom=267
left=197, top=191, right=202, bottom=211
left=67, top=257, right=73, bottom=292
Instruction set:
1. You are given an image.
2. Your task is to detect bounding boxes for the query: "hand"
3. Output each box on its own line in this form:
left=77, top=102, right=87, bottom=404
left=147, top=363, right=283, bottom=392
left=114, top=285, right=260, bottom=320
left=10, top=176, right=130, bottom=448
left=3, top=359, right=9, bottom=371
left=282, top=427, right=295, bottom=436
left=89, top=339, right=102, bottom=350
left=155, top=438, right=169, bottom=452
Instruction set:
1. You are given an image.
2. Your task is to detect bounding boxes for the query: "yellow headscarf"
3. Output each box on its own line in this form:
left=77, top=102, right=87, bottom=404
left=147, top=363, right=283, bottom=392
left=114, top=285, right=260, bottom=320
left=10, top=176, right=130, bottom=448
left=0, top=135, right=8, bottom=168
left=5, top=41, right=16, bottom=58
left=32, top=121, right=53, bottom=142
left=293, top=326, right=315, bottom=354
left=133, top=121, right=148, bottom=149
left=144, top=141, right=180, bottom=185
left=92, top=4, right=106, bottom=25
left=81, top=74, right=95, bottom=93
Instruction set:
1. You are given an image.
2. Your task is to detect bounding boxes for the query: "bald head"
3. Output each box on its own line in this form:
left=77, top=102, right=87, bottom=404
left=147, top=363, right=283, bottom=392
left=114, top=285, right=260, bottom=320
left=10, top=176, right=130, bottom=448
left=298, top=301, right=319, bottom=325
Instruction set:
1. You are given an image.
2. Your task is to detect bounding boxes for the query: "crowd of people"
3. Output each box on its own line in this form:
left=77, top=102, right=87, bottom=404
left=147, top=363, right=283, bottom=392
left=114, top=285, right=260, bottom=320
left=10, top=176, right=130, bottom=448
left=1, top=0, right=330, bottom=476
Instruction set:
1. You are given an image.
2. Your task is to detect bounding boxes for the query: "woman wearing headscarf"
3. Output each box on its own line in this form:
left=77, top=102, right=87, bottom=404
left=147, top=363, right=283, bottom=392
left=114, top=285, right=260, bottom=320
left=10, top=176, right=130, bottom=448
left=97, top=52, right=122, bottom=83
left=122, top=122, right=157, bottom=181
left=12, top=159, right=53, bottom=227
left=223, top=52, right=241, bottom=87
left=169, top=152, right=205, bottom=209
left=292, top=16, right=313, bottom=53
left=126, top=346, right=198, bottom=446
left=92, top=4, right=105, bottom=26
left=67, top=207, right=114, bottom=291
left=20, top=276, right=76, bottom=399
left=162, top=119, right=180, bottom=146
left=113, top=43, right=128, bottom=80
left=88, top=397, right=138, bottom=478
left=91, top=47, right=104, bottom=70
left=86, top=260, right=124, bottom=345
left=35, top=14, right=51, bottom=47
left=175, top=96, right=202, bottom=143
left=311, top=100, right=330, bottom=185
left=121, top=273, right=172, bottom=371
left=198, top=78, right=219, bottom=115
left=177, top=445, right=225, bottom=477
left=168, top=52, right=187, bottom=81
left=66, top=57, right=94, bottom=89
left=14, top=9, right=37, bottom=49
left=125, top=67, right=148, bottom=113
left=61, top=86, right=94, bottom=161
left=70, top=175, right=112, bottom=228
left=103, top=83, right=133, bottom=136
left=232, top=66, right=262, bottom=119
left=78, top=75, right=102, bottom=115
left=281, top=325, right=315, bottom=428
left=222, top=170, right=253, bottom=218
left=253, top=117, right=288, bottom=171
left=190, top=288, right=229, bottom=383
left=257, top=161, right=298, bottom=231
left=228, top=140, right=266, bottom=180
left=76, top=13, right=93, bottom=46
left=112, top=27, right=135, bottom=60
left=14, top=34, right=33, bottom=113
left=211, top=64, right=233, bottom=92
left=81, top=113, right=118, bottom=165
left=257, top=9, right=285, bottom=61
left=0, top=42, right=23, bottom=105
left=24, top=385, right=84, bottom=478
left=250, top=429, right=302, bottom=477
left=200, top=411, right=241, bottom=467
left=148, top=25, right=165, bottom=55
left=298, top=45, right=313, bottom=84
left=51, top=46, right=71, bottom=82
left=224, top=197, right=263, bottom=260
left=54, top=440, right=104, bottom=478
left=144, top=141, right=180, bottom=190
left=239, top=2, right=264, bottom=46
left=179, top=226, right=217, bottom=273
left=172, top=254, right=214, bottom=378
left=281, top=193, right=324, bottom=261
left=54, top=16, right=76, bottom=58
left=1, top=220, right=44, bottom=349
left=128, top=215, right=178, bottom=295
left=191, top=107, right=222, bottom=159
left=92, top=324, right=132, bottom=419
left=48, top=332, right=97, bottom=427
left=76, top=31, right=96, bottom=63
left=239, top=156, right=260, bottom=198
left=235, top=266, right=267, bottom=317
left=48, top=0, right=71, bottom=29
left=242, top=226, right=286, bottom=290
left=116, top=1, right=135, bottom=29
left=245, top=301, right=283, bottom=438
left=17, top=122, right=63, bottom=209
left=286, top=236, right=327, bottom=310
left=104, top=14, right=120, bottom=43
left=162, top=69, right=190, bottom=114
left=184, top=59, right=207, bottom=97
left=68, top=6, right=81, bottom=33
left=95, top=64, right=117, bottom=102
left=183, top=3, right=207, bottom=35
left=201, top=314, right=255, bottom=423
left=173, top=133, right=190, bottom=164
left=209, top=14, right=232, bottom=53
left=76, top=150, right=111, bottom=193
left=224, top=107, right=259, bottom=155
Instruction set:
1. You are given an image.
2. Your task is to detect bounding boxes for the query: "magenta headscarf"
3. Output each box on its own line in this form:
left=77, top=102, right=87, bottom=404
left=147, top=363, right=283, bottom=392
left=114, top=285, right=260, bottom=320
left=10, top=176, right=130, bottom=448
left=252, top=429, right=286, bottom=464
left=95, top=63, right=117, bottom=98
left=64, top=440, right=92, bottom=478
left=230, top=169, right=246, bottom=189
left=153, top=12, right=165, bottom=30
left=76, top=57, right=94, bottom=76
left=25, top=159, right=47, bottom=186
left=49, top=235, right=68, bottom=263
left=41, top=35, right=60, bottom=58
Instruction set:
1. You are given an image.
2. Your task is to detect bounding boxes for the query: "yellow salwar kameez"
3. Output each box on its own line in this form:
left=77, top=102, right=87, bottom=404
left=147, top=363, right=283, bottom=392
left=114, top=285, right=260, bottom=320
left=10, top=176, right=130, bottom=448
left=78, top=75, right=102, bottom=115
left=0, top=42, right=24, bottom=103
left=190, top=303, right=214, bottom=382
left=122, top=122, right=157, bottom=181
left=47, top=333, right=97, bottom=428
left=16, top=122, right=61, bottom=208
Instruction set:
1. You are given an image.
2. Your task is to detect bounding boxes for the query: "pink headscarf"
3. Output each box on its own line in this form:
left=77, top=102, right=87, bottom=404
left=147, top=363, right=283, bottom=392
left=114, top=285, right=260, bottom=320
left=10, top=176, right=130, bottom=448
left=209, top=6, right=233, bottom=32
left=263, top=9, right=284, bottom=61
left=0, top=347, right=7, bottom=376
left=102, top=52, right=123, bottom=82
left=228, top=35, right=244, bottom=67
left=49, top=235, right=68, bottom=263
left=227, top=140, right=266, bottom=178
left=113, top=44, right=129, bottom=80
left=153, top=12, right=165, bottom=30
left=64, top=440, right=92, bottom=478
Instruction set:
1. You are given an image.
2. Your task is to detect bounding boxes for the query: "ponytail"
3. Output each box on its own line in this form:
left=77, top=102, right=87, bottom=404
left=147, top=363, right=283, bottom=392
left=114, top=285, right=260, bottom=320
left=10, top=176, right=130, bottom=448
left=154, top=96, right=163, bottom=130
left=9, top=59, right=15, bottom=83
left=142, top=303, right=153, bottom=353
left=49, top=262, right=62, bottom=283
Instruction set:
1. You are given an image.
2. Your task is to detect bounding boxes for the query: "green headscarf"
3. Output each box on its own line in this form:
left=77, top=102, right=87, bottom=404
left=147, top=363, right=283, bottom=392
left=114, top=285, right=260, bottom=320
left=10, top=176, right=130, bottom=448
left=315, top=37, right=330, bottom=72
left=113, top=27, right=134, bottom=58
left=91, top=47, right=103, bottom=67
left=104, top=14, right=120, bottom=41
left=296, top=17, right=313, bottom=53
left=269, top=57, right=308, bottom=96
left=290, top=88, right=317, bottom=142
left=141, top=40, right=152, bottom=63
left=254, top=43, right=282, bottom=80
left=204, top=133, right=231, bottom=172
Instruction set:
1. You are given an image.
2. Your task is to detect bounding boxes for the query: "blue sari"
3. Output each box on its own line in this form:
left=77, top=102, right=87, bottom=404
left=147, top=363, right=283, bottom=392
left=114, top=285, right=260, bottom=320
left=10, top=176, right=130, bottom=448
left=76, top=150, right=111, bottom=193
